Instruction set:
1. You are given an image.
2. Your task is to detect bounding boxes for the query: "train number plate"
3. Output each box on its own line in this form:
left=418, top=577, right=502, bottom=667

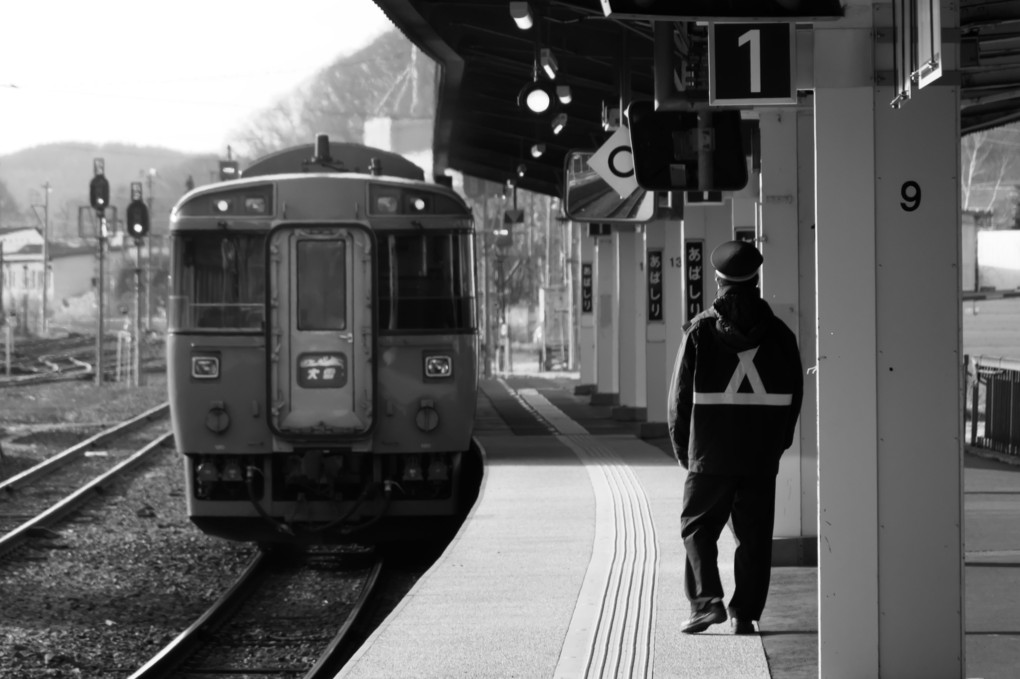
left=297, top=352, right=347, bottom=388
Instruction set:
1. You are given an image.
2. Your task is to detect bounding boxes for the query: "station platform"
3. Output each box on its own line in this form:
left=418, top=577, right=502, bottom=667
left=338, top=373, right=1020, bottom=679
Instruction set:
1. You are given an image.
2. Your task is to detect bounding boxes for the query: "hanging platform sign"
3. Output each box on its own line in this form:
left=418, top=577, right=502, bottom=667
left=709, top=22, right=796, bottom=106
left=648, top=249, right=664, bottom=322
left=581, top=262, right=594, bottom=314
left=685, top=240, right=705, bottom=320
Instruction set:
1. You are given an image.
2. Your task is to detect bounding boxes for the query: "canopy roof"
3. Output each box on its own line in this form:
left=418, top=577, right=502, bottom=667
left=373, top=0, right=1020, bottom=196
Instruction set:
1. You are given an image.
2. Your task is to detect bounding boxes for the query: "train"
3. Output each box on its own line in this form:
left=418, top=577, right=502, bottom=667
left=166, top=136, right=479, bottom=544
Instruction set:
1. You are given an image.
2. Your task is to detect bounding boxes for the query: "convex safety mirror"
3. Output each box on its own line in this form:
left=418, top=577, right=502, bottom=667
left=563, top=151, right=655, bottom=223
left=627, top=101, right=748, bottom=193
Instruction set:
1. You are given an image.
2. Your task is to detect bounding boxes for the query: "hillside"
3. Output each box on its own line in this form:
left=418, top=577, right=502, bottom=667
left=0, top=27, right=434, bottom=242
left=226, top=28, right=435, bottom=161
left=0, top=142, right=218, bottom=241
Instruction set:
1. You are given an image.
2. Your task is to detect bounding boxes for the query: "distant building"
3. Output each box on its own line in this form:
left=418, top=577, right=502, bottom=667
left=0, top=226, right=134, bottom=334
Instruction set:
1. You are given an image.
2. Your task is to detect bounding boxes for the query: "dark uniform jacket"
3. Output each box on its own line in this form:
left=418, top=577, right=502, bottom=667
left=667, top=286, right=803, bottom=475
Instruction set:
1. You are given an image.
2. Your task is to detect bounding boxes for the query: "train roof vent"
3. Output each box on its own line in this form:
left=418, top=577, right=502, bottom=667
left=313, top=134, right=333, bottom=164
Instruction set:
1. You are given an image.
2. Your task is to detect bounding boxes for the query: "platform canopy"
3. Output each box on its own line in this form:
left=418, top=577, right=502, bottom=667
left=372, top=0, right=1020, bottom=196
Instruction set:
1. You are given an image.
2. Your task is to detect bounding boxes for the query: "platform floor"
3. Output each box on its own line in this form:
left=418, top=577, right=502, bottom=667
left=338, top=373, right=1020, bottom=679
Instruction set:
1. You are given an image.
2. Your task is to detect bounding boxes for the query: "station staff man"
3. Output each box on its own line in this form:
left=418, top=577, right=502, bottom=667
left=667, top=240, right=803, bottom=635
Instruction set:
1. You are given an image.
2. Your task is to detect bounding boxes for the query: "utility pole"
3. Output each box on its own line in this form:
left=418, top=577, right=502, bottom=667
left=134, top=238, right=143, bottom=386
left=41, top=181, right=50, bottom=337
left=89, top=159, right=110, bottom=386
left=144, top=168, right=155, bottom=331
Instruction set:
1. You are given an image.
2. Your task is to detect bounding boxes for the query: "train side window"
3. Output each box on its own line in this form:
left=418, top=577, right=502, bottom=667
left=296, top=240, right=346, bottom=331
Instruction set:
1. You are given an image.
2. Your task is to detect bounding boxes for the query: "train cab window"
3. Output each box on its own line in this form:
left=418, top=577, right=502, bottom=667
left=378, top=231, right=476, bottom=332
left=296, top=240, right=346, bottom=331
left=168, top=232, right=266, bottom=332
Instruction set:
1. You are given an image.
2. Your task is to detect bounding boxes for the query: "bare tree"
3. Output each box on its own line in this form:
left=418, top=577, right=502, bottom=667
left=226, top=30, right=436, bottom=159
left=961, top=129, right=1019, bottom=217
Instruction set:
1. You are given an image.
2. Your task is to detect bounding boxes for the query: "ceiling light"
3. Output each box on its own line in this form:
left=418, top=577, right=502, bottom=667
left=510, top=1, right=533, bottom=30
left=516, top=163, right=527, bottom=177
left=530, top=143, right=546, bottom=158
left=518, top=80, right=555, bottom=114
left=540, top=48, right=558, bottom=80
left=551, top=113, right=567, bottom=135
left=556, top=85, right=572, bottom=105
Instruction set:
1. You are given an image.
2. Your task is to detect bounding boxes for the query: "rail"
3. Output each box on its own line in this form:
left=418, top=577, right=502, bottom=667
left=968, top=355, right=1020, bottom=456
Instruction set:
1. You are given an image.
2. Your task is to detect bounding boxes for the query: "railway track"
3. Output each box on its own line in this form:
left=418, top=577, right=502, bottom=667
left=130, top=548, right=383, bottom=679
left=0, top=333, right=166, bottom=387
left=0, top=403, right=172, bottom=559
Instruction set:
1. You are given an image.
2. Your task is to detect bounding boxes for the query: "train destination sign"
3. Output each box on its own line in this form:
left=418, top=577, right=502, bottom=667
left=709, top=23, right=796, bottom=106
left=297, top=352, right=347, bottom=388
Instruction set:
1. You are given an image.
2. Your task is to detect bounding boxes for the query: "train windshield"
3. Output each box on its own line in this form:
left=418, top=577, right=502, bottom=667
left=379, top=230, right=475, bottom=332
left=168, top=232, right=266, bottom=331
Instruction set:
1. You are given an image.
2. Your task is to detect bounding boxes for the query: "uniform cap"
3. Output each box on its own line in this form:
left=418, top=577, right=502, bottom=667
left=711, top=240, right=763, bottom=283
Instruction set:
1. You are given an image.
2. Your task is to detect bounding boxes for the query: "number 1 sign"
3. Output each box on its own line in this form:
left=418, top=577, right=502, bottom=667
left=709, top=23, right=796, bottom=106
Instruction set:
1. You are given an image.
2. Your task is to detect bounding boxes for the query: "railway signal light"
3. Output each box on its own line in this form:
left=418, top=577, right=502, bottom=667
left=126, top=199, right=150, bottom=237
left=89, top=160, right=110, bottom=210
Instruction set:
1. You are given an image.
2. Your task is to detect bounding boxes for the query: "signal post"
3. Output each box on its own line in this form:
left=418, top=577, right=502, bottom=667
left=126, top=182, right=150, bottom=387
left=88, top=159, right=110, bottom=387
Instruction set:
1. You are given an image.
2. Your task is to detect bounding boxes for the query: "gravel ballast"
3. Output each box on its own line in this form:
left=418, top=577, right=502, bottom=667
left=0, top=374, right=254, bottom=678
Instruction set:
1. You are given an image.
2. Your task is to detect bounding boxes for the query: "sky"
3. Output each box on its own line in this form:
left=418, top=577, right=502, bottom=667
left=0, top=0, right=395, bottom=156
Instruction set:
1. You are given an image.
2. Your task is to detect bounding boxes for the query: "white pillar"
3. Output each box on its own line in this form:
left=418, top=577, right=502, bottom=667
left=578, top=233, right=596, bottom=390
left=682, top=202, right=731, bottom=312
left=759, top=108, right=813, bottom=544
left=665, top=217, right=686, bottom=374
left=642, top=219, right=669, bottom=437
left=594, top=234, right=618, bottom=402
left=615, top=229, right=644, bottom=416
left=814, top=2, right=962, bottom=676
left=795, top=111, right=818, bottom=542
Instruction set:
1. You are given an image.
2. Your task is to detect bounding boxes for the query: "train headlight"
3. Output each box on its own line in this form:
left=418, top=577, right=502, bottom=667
left=424, top=354, right=452, bottom=379
left=244, top=196, right=267, bottom=214
left=192, top=356, right=220, bottom=379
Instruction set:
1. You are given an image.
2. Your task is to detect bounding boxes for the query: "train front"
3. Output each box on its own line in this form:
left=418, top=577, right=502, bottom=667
left=166, top=170, right=478, bottom=544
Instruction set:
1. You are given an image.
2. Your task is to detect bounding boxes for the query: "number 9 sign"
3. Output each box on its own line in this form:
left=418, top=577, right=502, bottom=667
left=900, top=181, right=921, bottom=212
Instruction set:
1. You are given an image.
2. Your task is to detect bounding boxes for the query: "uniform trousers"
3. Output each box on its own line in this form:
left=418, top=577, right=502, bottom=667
left=680, top=470, right=777, bottom=621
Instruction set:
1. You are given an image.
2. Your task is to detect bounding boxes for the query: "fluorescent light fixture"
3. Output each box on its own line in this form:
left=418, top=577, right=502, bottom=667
left=556, top=85, right=572, bottom=104
left=510, top=1, right=533, bottom=30
left=530, top=143, right=546, bottom=158
left=551, top=113, right=567, bottom=135
left=540, top=48, right=558, bottom=79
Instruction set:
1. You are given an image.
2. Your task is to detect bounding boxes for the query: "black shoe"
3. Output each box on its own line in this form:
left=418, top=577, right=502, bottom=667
left=731, top=617, right=755, bottom=635
left=681, top=602, right=727, bottom=634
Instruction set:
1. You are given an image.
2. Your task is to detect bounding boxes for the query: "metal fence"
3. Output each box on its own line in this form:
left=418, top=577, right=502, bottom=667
left=969, top=355, right=1020, bottom=456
